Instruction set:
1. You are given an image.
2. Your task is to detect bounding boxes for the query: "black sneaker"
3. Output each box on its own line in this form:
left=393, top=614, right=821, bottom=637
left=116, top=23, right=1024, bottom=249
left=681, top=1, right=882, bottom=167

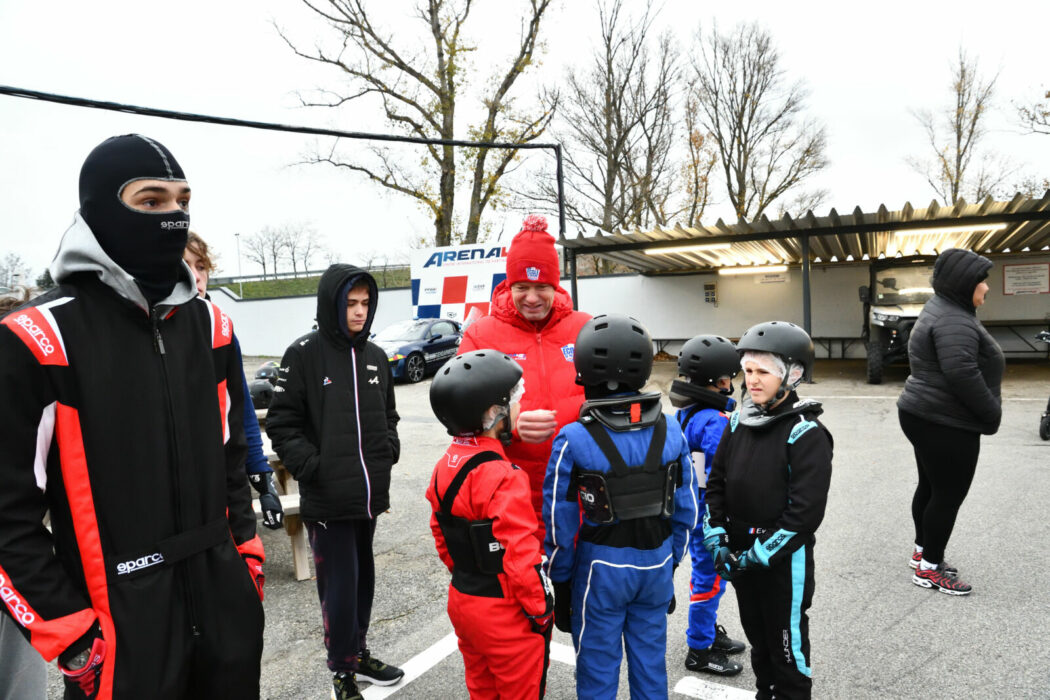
left=356, top=650, right=405, bottom=686
left=332, top=672, right=363, bottom=700
left=685, top=646, right=743, bottom=676
left=711, top=624, right=746, bottom=655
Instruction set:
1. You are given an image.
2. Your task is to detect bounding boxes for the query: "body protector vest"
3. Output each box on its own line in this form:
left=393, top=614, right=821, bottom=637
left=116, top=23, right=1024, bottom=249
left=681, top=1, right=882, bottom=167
left=432, top=451, right=506, bottom=596
left=573, top=393, right=681, bottom=524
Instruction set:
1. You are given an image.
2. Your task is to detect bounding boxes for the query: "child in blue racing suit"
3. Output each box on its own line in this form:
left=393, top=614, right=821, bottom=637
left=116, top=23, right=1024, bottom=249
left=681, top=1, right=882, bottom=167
left=669, top=335, right=746, bottom=677
left=544, top=315, right=698, bottom=700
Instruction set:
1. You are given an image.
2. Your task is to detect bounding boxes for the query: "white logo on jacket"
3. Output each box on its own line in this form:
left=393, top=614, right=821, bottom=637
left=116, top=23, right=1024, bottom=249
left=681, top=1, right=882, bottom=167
left=0, top=573, right=37, bottom=625
left=116, top=553, right=165, bottom=576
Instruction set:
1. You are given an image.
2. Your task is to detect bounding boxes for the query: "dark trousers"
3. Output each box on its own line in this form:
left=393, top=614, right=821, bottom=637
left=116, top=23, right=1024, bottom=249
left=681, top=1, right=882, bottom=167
left=733, top=544, right=814, bottom=700
left=898, top=409, right=980, bottom=565
left=306, top=518, right=377, bottom=673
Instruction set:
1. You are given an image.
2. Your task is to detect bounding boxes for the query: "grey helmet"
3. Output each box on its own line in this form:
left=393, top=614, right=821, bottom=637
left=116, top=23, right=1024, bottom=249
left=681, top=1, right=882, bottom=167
left=677, top=335, right=740, bottom=385
left=430, top=350, right=523, bottom=440
left=574, top=314, right=653, bottom=392
left=737, top=321, right=814, bottom=411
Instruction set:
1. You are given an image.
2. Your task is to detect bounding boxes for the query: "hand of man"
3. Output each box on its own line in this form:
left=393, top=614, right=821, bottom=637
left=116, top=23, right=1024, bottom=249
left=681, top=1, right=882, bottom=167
left=59, top=630, right=106, bottom=700
left=713, top=548, right=735, bottom=581
left=517, top=409, right=558, bottom=443
left=667, top=563, right=678, bottom=614
left=249, top=473, right=284, bottom=530
left=553, top=580, right=573, bottom=633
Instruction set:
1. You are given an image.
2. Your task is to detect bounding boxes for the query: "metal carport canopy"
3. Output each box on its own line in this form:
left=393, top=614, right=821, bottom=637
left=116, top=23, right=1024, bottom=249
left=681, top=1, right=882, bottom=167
left=558, top=194, right=1050, bottom=333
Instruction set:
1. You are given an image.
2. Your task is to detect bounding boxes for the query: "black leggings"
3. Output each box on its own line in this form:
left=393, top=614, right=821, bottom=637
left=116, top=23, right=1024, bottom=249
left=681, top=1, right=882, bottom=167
left=898, top=409, right=980, bottom=565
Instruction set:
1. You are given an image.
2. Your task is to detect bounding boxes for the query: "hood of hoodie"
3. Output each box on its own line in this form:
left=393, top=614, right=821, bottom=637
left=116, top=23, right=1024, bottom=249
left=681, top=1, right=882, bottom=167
left=737, top=391, right=823, bottom=428
left=932, top=248, right=992, bottom=312
left=316, top=264, right=379, bottom=348
left=50, top=212, right=198, bottom=314
left=489, top=279, right=576, bottom=332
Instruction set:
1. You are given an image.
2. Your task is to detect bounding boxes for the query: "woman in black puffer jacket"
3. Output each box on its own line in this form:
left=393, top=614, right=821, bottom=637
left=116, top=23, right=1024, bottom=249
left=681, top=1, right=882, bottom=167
left=897, top=248, right=1003, bottom=596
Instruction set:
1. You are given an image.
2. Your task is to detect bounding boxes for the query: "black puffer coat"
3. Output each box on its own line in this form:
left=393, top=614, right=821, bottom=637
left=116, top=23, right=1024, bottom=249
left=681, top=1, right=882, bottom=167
left=267, top=265, right=400, bottom=520
left=897, top=248, right=1003, bottom=435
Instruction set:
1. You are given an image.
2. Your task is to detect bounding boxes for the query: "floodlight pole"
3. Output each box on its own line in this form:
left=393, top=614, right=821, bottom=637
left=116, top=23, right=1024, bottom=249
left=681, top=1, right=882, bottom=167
left=235, top=233, right=243, bottom=299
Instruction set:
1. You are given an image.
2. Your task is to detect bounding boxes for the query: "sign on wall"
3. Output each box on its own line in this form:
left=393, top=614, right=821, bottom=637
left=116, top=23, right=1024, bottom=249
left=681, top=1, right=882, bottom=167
left=1003, top=263, right=1049, bottom=295
left=410, top=244, right=508, bottom=322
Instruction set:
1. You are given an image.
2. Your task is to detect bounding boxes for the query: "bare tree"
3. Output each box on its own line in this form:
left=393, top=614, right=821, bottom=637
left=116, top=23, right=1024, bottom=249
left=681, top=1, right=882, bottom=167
left=680, top=95, right=718, bottom=227
left=909, top=49, right=1012, bottom=204
left=0, top=253, right=31, bottom=288
left=258, top=226, right=289, bottom=277
left=279, top=222, right=321, bottom=277
left=278, top=0, right=556, bottom=247
left=526, top=0, right=680, bottom=236
left=691, top=22, right=828, bottom=221
left=242, top=232, right=270, bottom=278
left=1017, top=88, right=1050, bottom=134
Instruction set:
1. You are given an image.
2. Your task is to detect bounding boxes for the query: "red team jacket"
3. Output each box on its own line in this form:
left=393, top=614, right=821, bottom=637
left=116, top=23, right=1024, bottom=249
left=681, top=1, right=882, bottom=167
left=426, top=437, right=548, bottom=616
left=458, top=282, right=590, bottom=533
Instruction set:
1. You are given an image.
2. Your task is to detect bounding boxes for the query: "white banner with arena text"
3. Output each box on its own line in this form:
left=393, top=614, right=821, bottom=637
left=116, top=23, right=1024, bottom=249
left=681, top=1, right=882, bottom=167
left=410, top=243, right=509, bottom=326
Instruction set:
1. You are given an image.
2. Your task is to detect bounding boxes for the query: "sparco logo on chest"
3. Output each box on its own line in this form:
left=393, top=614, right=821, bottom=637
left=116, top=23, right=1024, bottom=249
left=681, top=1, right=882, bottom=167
left=14, top=314, right=54, bottom=356
left=0, top=572, right=36, bottom=626
left=117, top=552, right=165, bottom=575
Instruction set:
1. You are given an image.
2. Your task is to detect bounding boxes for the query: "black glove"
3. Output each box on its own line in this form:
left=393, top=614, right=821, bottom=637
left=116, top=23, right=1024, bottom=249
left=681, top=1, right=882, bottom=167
left=59, top=624, right=105, bottom=700
left=525, top=565, right=555, bottom=635
left=249, top=472, right=284, bottom=530
left=553, top=580, right=572, bottom=633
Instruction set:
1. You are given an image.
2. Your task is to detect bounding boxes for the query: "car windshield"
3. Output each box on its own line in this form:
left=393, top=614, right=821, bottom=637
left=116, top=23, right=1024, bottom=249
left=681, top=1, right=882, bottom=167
left=874, top=265, right=935, bottom=305
left=374, top=320, right=430, bottom=342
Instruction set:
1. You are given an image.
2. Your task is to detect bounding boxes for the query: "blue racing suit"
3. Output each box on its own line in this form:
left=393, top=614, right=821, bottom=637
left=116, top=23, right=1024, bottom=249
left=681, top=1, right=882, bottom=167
left=677, top=397, right=735, bottom=651
left=233, top=336, right=273, bottom=476
left=544, top=400, right=698, bottom=700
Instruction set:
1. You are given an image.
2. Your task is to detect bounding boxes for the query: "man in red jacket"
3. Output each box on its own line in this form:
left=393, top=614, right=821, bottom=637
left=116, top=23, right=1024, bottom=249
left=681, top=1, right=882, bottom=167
left=458, top=216, right=591, bottom=541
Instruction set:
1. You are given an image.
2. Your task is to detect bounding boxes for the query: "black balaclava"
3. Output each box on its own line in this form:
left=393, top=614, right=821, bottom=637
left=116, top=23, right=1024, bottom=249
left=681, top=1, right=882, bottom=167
left=79, top=134, right=190, bottom=306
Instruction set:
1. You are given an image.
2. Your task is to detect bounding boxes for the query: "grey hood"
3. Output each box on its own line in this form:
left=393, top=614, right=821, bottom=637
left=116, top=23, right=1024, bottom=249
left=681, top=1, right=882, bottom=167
left=50, top=212, right=198, bottom=314
left=737, top=392, right=824, bottom=428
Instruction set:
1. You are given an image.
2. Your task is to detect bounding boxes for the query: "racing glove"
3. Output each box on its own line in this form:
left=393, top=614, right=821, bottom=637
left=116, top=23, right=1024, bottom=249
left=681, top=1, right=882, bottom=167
left=553, top=580, right=573, bottom=633
left=59, top=625, right=106, bottom=700
left=667, top=564, right=678, bottom=614
left=249, top=472, right=284, bottom=530
left=525, top=564, right=555, bottom=635
left=237, top=536, right=266, bottom=602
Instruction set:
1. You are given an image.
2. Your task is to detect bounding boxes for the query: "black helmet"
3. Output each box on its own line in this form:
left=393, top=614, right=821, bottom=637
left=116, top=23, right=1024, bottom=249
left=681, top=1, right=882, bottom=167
left=249, top=379, right=274, bottom=410
left=430, top=350, right=523, bottom=436
left=574, top=314, right=653, bottom=392
left=677, top=335, right=739, bottom=385
left=736, top=321, right=814, bottom=381
left=255, top=361, right=280, bottom=386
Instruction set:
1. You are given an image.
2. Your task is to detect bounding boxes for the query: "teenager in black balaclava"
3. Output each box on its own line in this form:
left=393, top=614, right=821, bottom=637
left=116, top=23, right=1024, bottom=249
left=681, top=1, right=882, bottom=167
left=79, top=134, right=190, bottom=305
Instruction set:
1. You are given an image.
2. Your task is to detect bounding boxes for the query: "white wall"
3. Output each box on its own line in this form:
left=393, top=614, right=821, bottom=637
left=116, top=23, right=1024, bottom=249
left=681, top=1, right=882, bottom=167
left=214, top=256, right=1050, bottom=359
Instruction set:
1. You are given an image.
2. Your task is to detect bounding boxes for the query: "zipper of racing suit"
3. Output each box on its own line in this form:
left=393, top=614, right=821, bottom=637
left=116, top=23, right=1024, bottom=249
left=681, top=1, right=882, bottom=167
left=350, top=346, right=373, bottom=518
left=535, top=332, right=552, bottom=400
left=151, top=309, right=202, bottom=638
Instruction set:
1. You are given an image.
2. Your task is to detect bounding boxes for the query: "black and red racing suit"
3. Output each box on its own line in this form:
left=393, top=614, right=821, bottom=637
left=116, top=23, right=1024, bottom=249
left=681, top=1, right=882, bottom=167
left=0, top=259, right=264, bottom=698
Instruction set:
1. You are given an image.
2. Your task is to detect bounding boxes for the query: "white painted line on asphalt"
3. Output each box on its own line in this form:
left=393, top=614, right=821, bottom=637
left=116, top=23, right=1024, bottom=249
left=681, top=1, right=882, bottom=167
left=673, top=675, right=754, bottom=699
left=550, top=640, right=577, bottom=666
left=808, top=395, right=1046, bottom=401
left=361, top=631, right=459, bottom=699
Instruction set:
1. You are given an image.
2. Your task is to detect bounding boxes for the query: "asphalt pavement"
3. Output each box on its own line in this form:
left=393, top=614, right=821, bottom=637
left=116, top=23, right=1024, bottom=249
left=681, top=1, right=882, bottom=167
left=45, top=358, right=1050, bottom=698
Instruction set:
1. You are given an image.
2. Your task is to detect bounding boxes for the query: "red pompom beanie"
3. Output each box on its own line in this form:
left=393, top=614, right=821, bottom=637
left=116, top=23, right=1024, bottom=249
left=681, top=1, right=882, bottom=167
left=506, top=215, right=560, bottom=285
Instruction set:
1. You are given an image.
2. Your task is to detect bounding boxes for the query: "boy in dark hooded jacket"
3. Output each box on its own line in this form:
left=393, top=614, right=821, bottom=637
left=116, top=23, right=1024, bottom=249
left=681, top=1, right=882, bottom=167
left=267, top=264, right=404, bottom=699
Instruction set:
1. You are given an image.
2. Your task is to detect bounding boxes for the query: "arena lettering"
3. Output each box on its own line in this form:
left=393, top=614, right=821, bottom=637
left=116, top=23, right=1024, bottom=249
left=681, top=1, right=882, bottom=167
left=422, top=247, right=508, bottom=268
left=13, top=314, right=55, bottom=357
left=0, top=573, right=36, bottom=626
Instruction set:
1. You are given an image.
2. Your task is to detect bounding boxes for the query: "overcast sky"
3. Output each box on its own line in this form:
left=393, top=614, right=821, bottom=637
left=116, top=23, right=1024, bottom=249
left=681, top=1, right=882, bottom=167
left=2, top=0, right=1050, bottom=279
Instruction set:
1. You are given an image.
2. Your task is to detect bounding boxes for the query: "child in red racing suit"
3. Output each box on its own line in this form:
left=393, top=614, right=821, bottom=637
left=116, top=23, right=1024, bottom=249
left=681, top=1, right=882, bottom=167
left=426, top=351, right=554, bottom=699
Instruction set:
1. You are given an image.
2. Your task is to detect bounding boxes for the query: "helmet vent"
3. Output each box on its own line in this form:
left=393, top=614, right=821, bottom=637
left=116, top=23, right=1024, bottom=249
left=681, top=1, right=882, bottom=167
left=629, top=351, right=642, bottom=359
left=594, top=348, right=608, bottom=357
left=595, top=322, right=609, bottom=331
left=464, top=363, right=472, bottom=370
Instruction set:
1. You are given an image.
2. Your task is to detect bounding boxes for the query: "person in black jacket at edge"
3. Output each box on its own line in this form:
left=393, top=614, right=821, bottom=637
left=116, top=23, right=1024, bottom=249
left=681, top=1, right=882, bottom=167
left=703, top=321, right=833, bottom=700
left=897, top=248, right=1003, bottom=596
left=266, top=264, right=404, bottom=700
left=0, top=134, right=265, bottom=700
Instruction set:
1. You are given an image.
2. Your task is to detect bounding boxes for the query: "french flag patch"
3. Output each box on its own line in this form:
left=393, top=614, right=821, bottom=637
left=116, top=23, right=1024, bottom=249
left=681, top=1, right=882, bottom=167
left=561, top=344, right=575, bottom=361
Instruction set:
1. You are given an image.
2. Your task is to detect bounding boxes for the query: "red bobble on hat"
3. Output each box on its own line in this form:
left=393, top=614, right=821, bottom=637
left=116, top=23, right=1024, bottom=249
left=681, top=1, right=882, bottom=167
left=506, top=215, right=560, bottom=285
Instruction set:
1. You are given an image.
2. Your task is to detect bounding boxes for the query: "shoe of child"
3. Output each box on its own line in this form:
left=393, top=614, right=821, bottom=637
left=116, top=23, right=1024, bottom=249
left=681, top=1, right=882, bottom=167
left=685, top=646, right=743, bottom=676
left=356, top=650, right=405, bottom=686
left=912, top=564, right=971, bottom=595
left=710, top=624, right=746, bottom=655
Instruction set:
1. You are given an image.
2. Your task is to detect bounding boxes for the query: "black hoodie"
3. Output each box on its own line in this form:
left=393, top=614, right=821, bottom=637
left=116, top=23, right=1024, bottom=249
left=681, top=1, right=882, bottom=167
left=266, top=265, right=400, bottom=520
left=897, top=248, right=1003, bottom=434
